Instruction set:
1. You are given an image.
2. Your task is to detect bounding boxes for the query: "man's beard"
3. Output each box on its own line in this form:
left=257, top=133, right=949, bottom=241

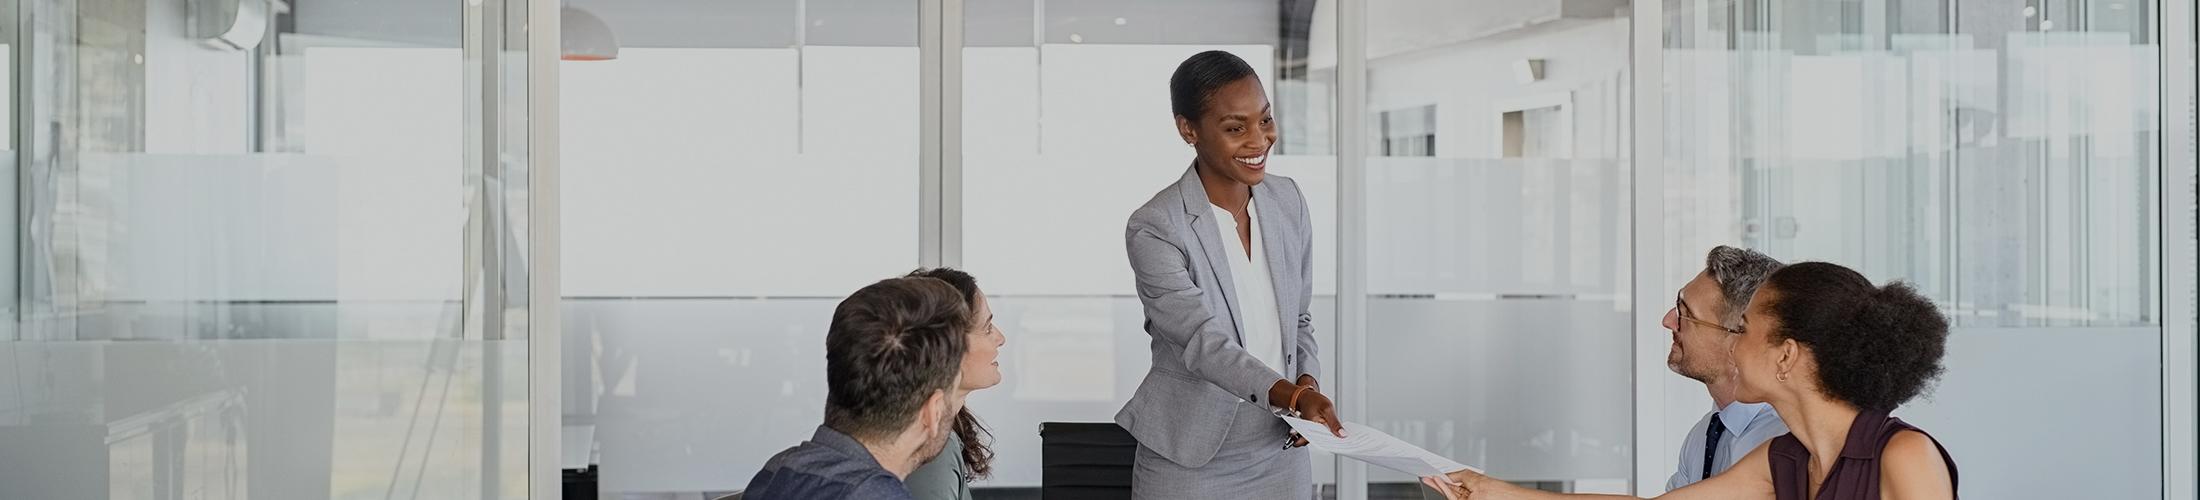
left=1671, top=349, right=1716, bottom=383
left=914, top=408, right=957, bottom=464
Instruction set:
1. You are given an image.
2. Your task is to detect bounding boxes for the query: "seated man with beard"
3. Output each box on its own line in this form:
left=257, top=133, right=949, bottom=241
left=743, top=276, right=973, bottom=500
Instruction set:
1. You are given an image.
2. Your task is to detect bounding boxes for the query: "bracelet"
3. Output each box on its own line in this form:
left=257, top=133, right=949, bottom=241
left=1287, top=384, right=1316, bottom=411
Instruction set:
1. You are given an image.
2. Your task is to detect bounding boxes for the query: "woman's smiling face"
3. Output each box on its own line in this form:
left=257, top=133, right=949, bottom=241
left=959, top=290, right=1006, bottom=391
left=1182, top=76, right=1276, bottom=187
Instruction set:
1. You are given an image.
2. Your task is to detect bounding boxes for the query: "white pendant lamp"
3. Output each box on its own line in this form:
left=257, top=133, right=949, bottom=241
left=562, top=6, right=619, bottom=61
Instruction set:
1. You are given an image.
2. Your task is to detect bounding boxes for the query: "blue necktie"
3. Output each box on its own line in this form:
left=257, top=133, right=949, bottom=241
left=1701, top=413, right=1728, bottom=480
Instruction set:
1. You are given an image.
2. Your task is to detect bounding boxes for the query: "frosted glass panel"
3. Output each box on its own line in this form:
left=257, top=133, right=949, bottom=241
left=1363, top=298, right=1632, bottom=483
left=0, top=0, right=540, bottom=498
left=1360, top=159, right=1632, bottom=486
left=1361, top=0, right=1634, bottom=489
left=1366, top=159, right=1628, bottom=297
left=0, top=340, right=528, bottom=500
left=1899, top=328, right=2161, bottom=500
left=561, top=48, right=918, bottom=298
left=960, top=44, right=1319, bottom=296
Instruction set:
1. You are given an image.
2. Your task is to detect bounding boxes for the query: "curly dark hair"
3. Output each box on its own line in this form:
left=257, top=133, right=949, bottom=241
left=1758, top=262, right=1949, bottom=411
left=904, top=267, right=995, bottom=480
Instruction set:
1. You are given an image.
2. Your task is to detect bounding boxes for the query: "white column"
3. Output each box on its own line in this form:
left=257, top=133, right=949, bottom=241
left=526, top=0, right=564, bottom=497
left=1627, top=0, right=1668, bottom=495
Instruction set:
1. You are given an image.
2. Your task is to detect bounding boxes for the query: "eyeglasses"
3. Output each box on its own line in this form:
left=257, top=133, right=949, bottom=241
left=1676, top=293, right=1744, bottom=335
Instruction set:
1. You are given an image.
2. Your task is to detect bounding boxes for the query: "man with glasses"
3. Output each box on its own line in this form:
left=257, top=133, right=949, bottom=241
left=1660, top=246, right=1789, bottom=491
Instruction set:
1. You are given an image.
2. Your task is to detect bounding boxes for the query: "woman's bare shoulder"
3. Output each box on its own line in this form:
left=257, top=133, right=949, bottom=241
left=1880, top=430, right=1954, bottom=500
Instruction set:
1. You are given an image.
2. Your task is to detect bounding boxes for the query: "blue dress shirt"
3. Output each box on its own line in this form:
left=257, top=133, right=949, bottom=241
left=1665, top=402, right=1789, bottom=492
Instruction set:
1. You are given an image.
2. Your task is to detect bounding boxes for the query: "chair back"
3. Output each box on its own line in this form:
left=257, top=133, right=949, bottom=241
left=1039, top=422, right=1136, bottom=500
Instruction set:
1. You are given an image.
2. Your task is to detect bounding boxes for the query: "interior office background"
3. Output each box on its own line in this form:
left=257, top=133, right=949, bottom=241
left=0, top=0, right=2188, bottom=499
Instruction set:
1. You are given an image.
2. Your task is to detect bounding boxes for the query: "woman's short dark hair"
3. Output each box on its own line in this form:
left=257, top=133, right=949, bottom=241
left=823, top=277, right=971, bottom=442
left=1170, top=50, right=1258, bottom=122
left=904, top=267, right=995, bottom=479
left=1758, top=262, right=1949, bottom=411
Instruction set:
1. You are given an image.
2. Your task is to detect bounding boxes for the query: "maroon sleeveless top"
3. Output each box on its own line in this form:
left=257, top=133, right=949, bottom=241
left=1768, top=409, right=1959, bottom=500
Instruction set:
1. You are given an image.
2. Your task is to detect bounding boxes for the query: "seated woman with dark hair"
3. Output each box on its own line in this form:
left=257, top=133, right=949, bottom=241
left=901, top=268, right=1009, bottom=500
left=1426, top=261, right=1959, bottom=500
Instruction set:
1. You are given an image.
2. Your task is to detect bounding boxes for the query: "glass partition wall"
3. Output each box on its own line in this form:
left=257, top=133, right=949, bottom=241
left=558, top=0, right=1337, bottom=495
left=0, top=0, right=2182, bottom=498
left=0, top=0, right=551, bottom=499
left=557, top=0, right=921, bottom=495
left=1658, top=0, right=2174, bottom=498
left=556, top=0, right=2193, bottom=499
left=958, top=0, right=1340, bottom=492
left=1359, top=0, right=1636, bottom=495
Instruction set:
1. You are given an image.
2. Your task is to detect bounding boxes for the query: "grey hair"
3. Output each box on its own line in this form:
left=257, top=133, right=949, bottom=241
left=1705, top=245, right=1783, bottom=325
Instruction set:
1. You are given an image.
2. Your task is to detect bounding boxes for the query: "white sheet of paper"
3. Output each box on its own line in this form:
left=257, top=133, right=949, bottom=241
left=1283, top=416, right=1482, bottom=478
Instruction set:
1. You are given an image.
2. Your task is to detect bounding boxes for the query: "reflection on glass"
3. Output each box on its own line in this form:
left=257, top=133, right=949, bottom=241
left=1661, top=1, right=2165, bottom=498
left=1663, top=0, right=2161, bottom=328
left=0, top=0, right=535, bottom=499
left=1364, top=0, right=1633, bottom=492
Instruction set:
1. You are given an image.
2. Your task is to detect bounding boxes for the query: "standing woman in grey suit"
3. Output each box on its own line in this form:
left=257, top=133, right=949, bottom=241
left=1115, top=50, right=1346, bottom=499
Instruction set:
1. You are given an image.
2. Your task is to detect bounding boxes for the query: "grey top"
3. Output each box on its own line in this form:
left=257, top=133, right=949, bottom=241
left=903, top=433, right=972, bottom=500
left=1114, top=165, right=1322, bottom=469
left=741, top=425, right=915, bottom=500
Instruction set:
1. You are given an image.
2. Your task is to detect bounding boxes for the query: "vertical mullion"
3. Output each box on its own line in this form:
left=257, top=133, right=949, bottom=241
left=920, top=0, right=963, bottom=269
left=462, top=1, right=506, bottom=498
left=2155, top=0, right=2196, bottom=497
left=919, top=0, right=942, bottom=268
left=468, top=0, right=506, bottom=340
left=7, top=0, right=27, bottom=342
left=1627, top=0, right=1668, bottom=495
left=941, top=0, right=962, bottom=269
left=1334, top=0, right=1368, bottom=497
left=526, top=0, right=563, bottom=496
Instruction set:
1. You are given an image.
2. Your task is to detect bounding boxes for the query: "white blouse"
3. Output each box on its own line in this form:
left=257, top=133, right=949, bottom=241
left=1210, top=199, right=1285, bottom=375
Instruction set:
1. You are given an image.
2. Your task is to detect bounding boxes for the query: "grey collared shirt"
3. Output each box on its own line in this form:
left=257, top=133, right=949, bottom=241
left=743, top=425, right=916, bottom=500
left=1666, top=402, right=1789, bottom=492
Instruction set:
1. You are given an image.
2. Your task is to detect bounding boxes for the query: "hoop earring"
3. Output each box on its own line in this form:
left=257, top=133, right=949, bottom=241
left=1776, top=372, right=1789, bottom=383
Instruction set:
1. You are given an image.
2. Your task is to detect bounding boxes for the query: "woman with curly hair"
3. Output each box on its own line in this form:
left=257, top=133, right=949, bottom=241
left=901, top=268, right=1008, bottom=500
left=1425, top=261, right=1959, bottom=500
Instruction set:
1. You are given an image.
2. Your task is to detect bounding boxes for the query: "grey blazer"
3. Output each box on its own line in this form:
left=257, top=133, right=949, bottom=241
left=1114, top=165, right=1322, bottom=469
